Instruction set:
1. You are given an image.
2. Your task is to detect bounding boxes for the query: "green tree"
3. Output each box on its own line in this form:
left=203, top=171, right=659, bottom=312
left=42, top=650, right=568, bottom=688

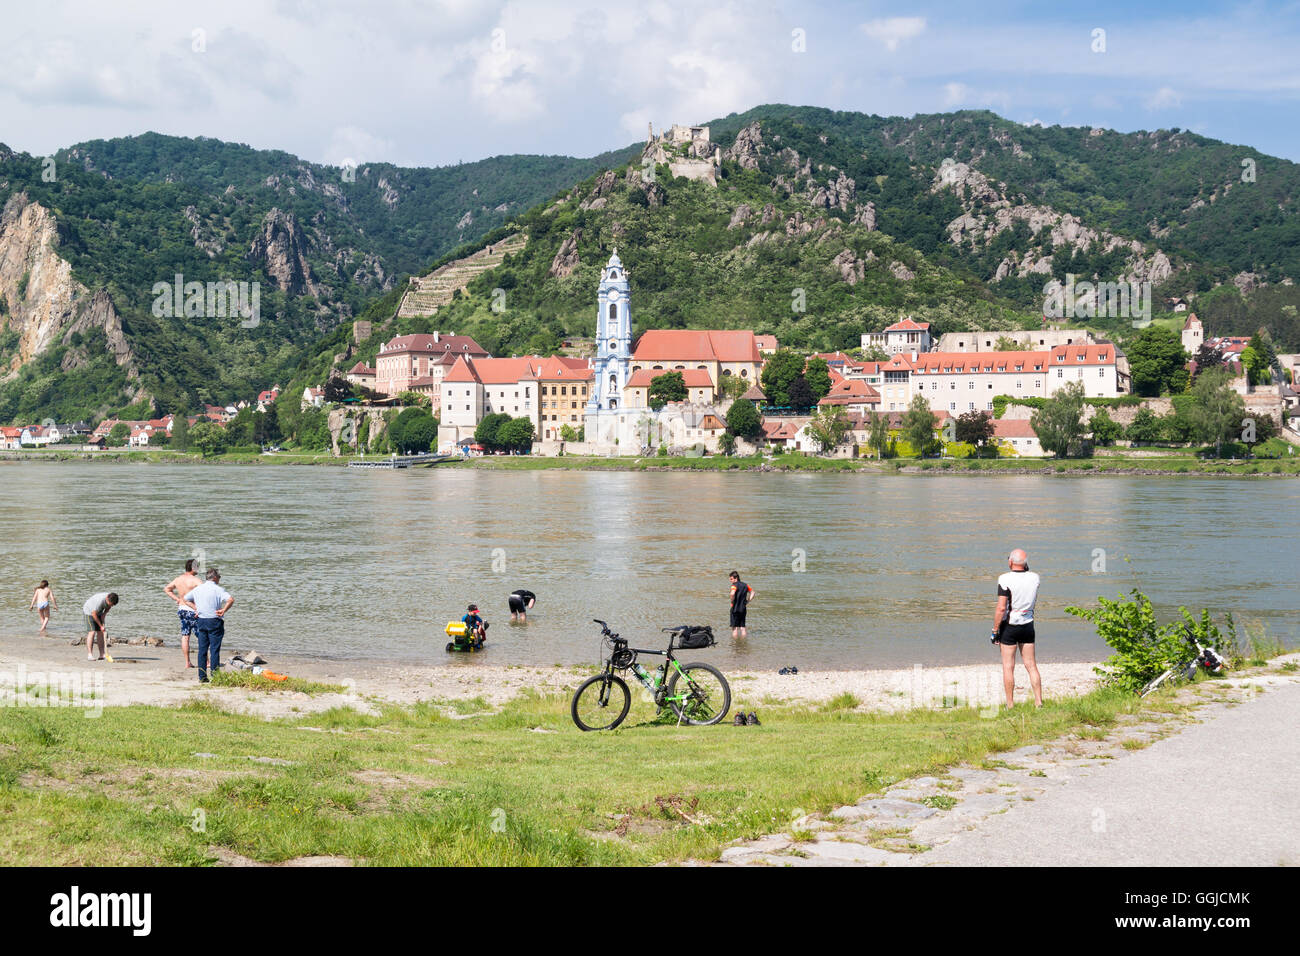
left=189, top=421, right=227, bottom=457
left=497, top=416, right=535, bottom=452
left=170, top=414, right=190, bottom=452
left=1184, top=368, right=1247, bottom=458
left=954, top=410, right=995, bottom=448
left=1031, top=380, right=1087, bottom=457
left=804, top=405, right=849, bottom=454
left=866, top=410, right=891, bottom=459
left=1126, top=326, right=1188, bottom=396
left=803, top=357, right=832, bottom=401
left=526, top=330, right=560, bottom=355
left=720, top=374, right=750, bottom=401
left=1088, top=407, right=1122, bottom=446
left=787, top=375, right=815, bottom=410
left=647, top=371, right=687, bottom=410
left=108, top=422, right=130, bottom=447
left=760, top=350, right=804, bottom=407
left=559, top=423, right=584, bottom=442
left=475, top=412, right=511, bottom=451
left=1125, top=407, right=1164, bottom=444
left=900, top=395, right=938, bottom=457
left=725, top=398, right=763, bottom=440
left=390, top=407, right=438, bottom=453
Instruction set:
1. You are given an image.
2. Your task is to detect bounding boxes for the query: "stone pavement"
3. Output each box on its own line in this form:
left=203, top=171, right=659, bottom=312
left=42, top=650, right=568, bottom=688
left=712, top=662, right=1300, bottom=867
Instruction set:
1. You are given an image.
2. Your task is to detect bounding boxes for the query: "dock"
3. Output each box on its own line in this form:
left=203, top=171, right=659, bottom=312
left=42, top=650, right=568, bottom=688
left=347, top=453, right=460, bottom=469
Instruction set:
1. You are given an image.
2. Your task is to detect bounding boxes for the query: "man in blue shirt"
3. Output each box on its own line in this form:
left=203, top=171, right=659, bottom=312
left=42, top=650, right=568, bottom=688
left=182, top=569, right=234, bottom=683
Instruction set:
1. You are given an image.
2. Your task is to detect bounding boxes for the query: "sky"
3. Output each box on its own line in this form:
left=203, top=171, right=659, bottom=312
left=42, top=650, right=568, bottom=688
left=2, top=0, right=1298, bottom=168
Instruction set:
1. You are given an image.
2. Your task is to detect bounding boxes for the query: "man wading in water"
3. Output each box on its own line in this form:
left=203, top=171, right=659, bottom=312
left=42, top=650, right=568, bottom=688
left=992, top=548, right=1043, bottom=708
left=164, top=559, right=204, bottom=668
left=728, top=571, right=754, bottom=640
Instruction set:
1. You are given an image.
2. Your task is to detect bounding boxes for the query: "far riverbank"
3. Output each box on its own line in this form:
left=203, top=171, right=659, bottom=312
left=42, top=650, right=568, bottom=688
left=3, top=448, right=1299, bottom=476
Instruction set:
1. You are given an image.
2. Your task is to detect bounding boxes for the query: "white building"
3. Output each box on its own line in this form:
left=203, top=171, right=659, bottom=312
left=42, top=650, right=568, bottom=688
left=934, top=328, right=1095, bottom=353
left=862, top=317, right=933, bottom=355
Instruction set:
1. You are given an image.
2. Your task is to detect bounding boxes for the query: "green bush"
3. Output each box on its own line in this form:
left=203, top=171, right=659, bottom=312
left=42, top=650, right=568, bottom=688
left=1066, top=590, right=1229, bottom=693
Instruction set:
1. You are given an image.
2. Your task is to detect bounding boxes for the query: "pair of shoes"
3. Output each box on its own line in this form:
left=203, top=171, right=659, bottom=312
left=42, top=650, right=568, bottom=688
left=778, top=666, right=799, bottom=675
left=732, top=712, right=747, bottom=726
left=746, top=712, right=761, bottom=726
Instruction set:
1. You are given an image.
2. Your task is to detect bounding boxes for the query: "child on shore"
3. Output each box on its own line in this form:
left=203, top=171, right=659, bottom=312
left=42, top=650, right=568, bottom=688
left=29, top=581, right=57, bottom=633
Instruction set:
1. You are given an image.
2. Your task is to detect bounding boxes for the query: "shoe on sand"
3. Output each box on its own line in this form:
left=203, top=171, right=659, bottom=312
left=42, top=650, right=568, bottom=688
left=746, top=712, right=761, bottom=726
left=733, top=712, right=747, bottom=726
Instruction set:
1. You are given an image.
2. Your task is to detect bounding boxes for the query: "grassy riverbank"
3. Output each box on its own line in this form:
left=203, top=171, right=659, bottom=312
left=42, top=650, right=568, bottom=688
left=0, top=680, right=1193, bottom=866
left=5, top=447, right=1297, bottom=475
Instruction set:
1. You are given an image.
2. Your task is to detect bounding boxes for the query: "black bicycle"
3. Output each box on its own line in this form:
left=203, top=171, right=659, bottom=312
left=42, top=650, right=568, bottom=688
left=571, top=619, right=731, bottom=731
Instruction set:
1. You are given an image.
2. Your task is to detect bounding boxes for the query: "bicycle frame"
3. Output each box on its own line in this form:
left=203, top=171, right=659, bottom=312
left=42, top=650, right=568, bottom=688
left=592, top=621, right=701, bottom=710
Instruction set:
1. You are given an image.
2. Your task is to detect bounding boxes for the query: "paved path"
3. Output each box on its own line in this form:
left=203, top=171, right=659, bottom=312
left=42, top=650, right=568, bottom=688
left=715, top=664, right=1300, bottom=867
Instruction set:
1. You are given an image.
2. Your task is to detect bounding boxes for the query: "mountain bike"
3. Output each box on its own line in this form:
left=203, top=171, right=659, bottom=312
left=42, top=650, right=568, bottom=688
left=1139, top=632, right=1229, bottom=698
left=571, top=619, right=731, bottom=731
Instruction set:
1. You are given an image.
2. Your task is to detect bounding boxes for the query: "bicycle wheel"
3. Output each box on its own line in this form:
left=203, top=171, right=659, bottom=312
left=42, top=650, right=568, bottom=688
left=571, top=674, right=631, bottom=732
left=665, top=662, right=731, bottom=726
left=1139, top=668, right=1176, bottom=698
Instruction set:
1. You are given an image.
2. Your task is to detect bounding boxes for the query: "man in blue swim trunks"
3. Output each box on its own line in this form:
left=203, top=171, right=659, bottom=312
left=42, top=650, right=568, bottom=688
left=164, top=559, right=204, bottom=669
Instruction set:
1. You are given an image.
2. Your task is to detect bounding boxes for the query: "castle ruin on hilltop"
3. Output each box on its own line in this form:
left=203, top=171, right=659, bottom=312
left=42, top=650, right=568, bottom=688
left=642, top=123, right=721, bottom=186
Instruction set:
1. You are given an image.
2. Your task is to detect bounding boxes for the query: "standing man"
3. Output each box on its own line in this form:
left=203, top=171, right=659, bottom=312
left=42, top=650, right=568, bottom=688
left=82, top=591, right=118, bottom=661
left=728, top=571, right=754, bottom=640
left=992, top=548, right=1043, bottom=708
left=182, top=569, right=234, bottom=683
left=164, top=558, right=204, bottom=668
left=508, top=589, right=536, bottom=623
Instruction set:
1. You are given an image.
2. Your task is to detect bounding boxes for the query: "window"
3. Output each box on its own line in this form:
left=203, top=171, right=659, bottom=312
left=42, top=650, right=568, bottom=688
left=609, top=304, right=616, bottom=320
left=968, top=381, right=975, bottom=390
left=1035, top=379, right=1041, bottom=389
left=1016, top=381, right=1021, bottom=389
left=1099, top=368, right=1106, bottom=377
left=949, top=402, right=956, bottom=411
left=950, top=382, right=956, bottom=390
left=969, top=402, right=975, bottom=411
left=1057, top=369, right=1064, bottom=378
left=987, top=402, right=993, bottom=411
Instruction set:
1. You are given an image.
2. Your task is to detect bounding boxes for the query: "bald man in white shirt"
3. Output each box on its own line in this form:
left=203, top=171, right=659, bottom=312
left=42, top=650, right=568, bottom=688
left=992, top=548, right=1043, bottom=708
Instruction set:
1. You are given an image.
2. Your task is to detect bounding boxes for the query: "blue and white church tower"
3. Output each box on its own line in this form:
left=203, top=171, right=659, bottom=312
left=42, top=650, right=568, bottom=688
left=588, top=249, right=633, bottom=412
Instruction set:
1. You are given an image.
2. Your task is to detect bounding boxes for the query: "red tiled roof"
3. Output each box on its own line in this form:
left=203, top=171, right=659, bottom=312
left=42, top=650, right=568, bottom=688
left=883, top=317, right=931, bottom=333
left=819, top=379, right=881, bottom=406
left=347, top=362, right=375, bottom=376
left=443, top=356, right=542, bottom=386
left=381, top=334, right=489, bottom=357
left=992, top=419, right=1038, bottom=439
left=762, top=420, right=802, bottom=440
left=1047, top=345, right=1114, bottom=366
left=534, top=356, right=594, bottom=381
left=754, top=335, right=779, bottom=350
left=741, top=383, right=766, bottom=401
left=911, top=351, right=1049, bottom=374
left=632, top=330, right=761, bottom=364
left=626, top=368, right=715, bottom=389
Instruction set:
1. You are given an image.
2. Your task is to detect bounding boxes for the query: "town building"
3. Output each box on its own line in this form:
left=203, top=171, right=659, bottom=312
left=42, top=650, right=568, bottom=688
left=624, top=368, right=717, bottom=408
left=628, top=329, right=764, bottom=387
left=934, top=328, right=1094, bottom=353
left=861, top=317, right=933, bottom=355
left=373, top=332, right=490, bottom=398
left=535, top=356, right=595, bottom=441
left=1180, top=314, right=1204, bottom=355
left=346, top=362, right=377, bottom=391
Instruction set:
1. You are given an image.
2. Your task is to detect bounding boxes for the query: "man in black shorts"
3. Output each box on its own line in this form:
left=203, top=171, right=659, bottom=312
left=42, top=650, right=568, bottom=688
left=728, top=571, right=754, bottom=639
left=508, top=589, right=536, bottom=622
left=992, top=548, right=1043, bottom=708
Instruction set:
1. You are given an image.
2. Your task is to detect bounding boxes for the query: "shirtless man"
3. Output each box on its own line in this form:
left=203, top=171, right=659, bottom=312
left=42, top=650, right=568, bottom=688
left=30, top=580, right=57, bottom=633
left=164, top=559, right=204, bottom=668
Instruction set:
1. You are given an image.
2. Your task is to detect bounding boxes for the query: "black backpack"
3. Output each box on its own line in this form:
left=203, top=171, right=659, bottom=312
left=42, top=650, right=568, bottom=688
left=675, top=625, right=716, bottom=649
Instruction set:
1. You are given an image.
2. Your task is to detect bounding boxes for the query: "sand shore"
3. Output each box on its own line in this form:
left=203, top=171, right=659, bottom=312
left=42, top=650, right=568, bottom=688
left=0, top=629, right=1104, bottom=720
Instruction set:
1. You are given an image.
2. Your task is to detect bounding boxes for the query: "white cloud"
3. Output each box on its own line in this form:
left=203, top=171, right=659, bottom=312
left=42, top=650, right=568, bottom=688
left=1144, top=86, right=1183, bottom=110
left=860, top=17, right=927, bottom=52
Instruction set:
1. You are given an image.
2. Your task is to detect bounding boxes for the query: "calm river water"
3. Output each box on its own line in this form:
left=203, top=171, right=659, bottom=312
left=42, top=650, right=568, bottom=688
left=1, top=463, right=1296, bottom=669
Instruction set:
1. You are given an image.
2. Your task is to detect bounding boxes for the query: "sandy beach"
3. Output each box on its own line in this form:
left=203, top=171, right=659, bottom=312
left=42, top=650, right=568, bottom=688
left=0, top=628, right=1104, bottom=720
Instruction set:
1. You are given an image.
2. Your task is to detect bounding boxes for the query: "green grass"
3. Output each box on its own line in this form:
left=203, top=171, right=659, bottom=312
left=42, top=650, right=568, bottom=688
left=207, top=670, right=347, bottom=696
left=0, top=683, right=1157, bottom=866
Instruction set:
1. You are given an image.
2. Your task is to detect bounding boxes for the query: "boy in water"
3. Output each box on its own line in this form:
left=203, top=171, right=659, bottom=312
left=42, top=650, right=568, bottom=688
left=29, top=580, right=57, bottom=633
left=462, top=604, right=488, bottom=647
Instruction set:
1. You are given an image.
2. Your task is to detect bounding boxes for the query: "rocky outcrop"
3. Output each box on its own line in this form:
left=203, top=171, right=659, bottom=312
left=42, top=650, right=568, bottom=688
left=808, top=172, right=856, bottom=212
left=933, top=161, right=1176, bottom=288
left=728, top=204, right=752, bottom=229
left=550, top=229, right=581, bottom=279
left=580, top=170, right=618, bottom=210
left=890, top=261, right=916, bottom=281
left=725, top=122, right=764, bottom=170
left=0, top=193, right=140, bottom=387
left=852, top=201, right=877, bottom=231
left=833, top=249, right=866, bottom=285
left=183, top=205, right=224, bottom=258
left=248, top=208, right=319, bottom=296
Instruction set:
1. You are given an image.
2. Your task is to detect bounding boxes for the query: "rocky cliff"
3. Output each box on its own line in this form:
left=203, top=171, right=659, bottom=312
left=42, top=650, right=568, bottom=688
left=0, top=193, right=139, bottom=388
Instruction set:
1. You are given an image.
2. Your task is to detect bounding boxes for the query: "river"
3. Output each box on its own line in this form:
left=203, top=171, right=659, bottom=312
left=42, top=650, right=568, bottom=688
left=0, top=462, right=1295, bottom=669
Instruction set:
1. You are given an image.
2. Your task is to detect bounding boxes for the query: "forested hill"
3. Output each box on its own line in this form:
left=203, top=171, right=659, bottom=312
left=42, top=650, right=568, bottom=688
left=0, top=133, right=637, bottom=422
left=369, top=106, right=1300, bottom=363
left=4, top=107, right=1299, bottom=426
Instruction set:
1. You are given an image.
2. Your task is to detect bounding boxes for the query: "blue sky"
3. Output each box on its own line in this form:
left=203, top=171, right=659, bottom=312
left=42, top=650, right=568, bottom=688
left=2, top=0, right=1297, bottom=166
